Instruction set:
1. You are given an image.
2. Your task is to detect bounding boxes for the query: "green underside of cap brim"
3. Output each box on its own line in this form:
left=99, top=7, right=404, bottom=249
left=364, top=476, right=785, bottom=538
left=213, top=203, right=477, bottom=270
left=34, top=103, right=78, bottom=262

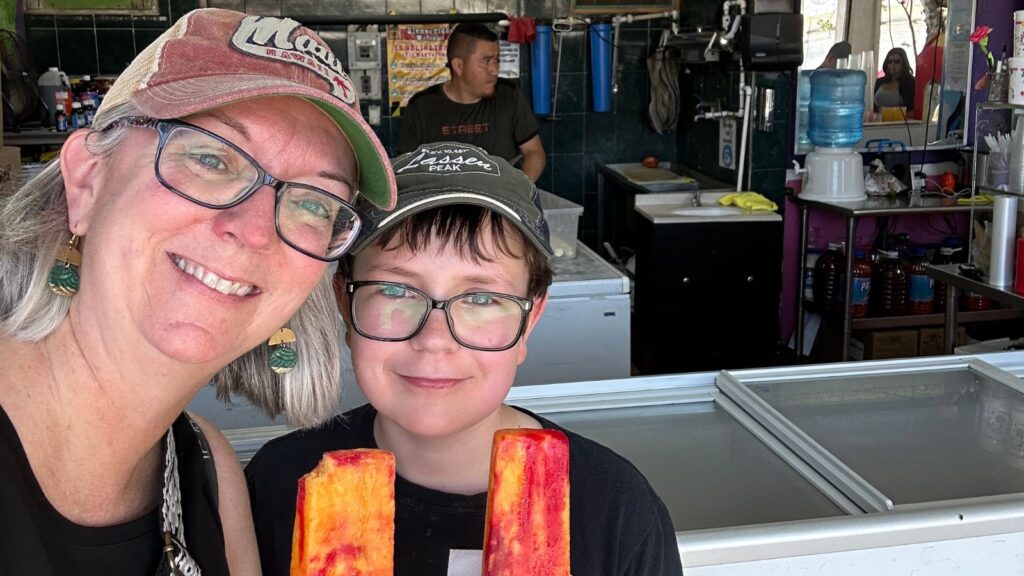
left=307, top=99, right=391, bottom=209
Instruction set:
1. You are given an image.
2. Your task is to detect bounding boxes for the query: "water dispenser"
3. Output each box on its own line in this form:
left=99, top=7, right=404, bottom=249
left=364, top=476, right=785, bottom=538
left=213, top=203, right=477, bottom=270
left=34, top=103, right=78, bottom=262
left=802, top=69, right=867, bottom=202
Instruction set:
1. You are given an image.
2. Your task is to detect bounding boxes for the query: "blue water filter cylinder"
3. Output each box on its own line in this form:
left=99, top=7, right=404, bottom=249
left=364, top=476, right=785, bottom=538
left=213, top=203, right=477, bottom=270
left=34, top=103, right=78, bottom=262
left=590, top=23, right=613, bottom=112
left=531, top=25, right=552, bottom=116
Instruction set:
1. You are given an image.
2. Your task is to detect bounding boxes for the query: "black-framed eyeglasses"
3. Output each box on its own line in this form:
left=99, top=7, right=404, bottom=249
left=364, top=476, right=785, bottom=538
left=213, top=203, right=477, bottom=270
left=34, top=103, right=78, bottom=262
left=106, top=116, right=361, bottom=261
left=346, top=281, right=534, bottom=352
left=886, top=59, right=900, bottom=65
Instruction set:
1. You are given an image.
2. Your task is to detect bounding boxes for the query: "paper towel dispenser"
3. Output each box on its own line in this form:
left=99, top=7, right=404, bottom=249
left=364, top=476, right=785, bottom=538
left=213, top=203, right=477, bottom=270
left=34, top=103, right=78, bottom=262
left=740, top=13, right=803, bottom=70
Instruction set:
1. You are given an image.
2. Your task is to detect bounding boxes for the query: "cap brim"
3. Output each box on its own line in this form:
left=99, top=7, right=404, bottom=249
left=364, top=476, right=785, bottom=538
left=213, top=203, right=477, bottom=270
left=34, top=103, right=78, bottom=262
left=134, top=74, right=397, bottom=210
left=353, top=186, right=554, bottom=257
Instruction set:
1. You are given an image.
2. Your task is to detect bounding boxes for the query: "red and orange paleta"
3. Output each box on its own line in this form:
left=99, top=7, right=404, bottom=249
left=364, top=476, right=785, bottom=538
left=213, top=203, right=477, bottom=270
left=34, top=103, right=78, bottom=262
left=290, top=449, right=396, bottom=576
left=482, top=429, right=571, bottom=576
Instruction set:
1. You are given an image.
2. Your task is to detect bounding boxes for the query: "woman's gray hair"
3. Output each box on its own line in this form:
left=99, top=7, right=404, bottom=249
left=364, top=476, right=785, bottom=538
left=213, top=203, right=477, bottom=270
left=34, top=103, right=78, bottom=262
left=0, top=101, right=343, bottom=428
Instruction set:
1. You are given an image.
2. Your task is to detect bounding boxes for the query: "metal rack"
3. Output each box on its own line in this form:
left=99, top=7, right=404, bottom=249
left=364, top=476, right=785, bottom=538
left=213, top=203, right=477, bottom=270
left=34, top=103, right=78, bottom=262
left=966, top=101, right=1024, bottom=260
left=915, top=102, right=1024, bottom=354
left=792, top=194, right=998, bottom=360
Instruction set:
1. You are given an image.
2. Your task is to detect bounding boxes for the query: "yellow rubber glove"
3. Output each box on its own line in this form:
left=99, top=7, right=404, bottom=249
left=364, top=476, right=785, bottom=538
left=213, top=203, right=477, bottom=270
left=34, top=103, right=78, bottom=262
left=720, top=192, right=777, bottom=211
left=956, top=194, right=994, bottom=205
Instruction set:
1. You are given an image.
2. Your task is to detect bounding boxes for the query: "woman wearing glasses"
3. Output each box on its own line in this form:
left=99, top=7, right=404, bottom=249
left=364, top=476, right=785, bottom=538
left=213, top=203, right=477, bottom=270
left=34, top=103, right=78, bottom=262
left=0, top=8, right=395, bottom=575
left=874, top=47, right=916, bottom=117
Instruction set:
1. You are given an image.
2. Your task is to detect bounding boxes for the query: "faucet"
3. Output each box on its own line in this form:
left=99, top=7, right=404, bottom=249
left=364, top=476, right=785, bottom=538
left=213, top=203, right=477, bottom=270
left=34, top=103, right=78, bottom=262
left=691, top=190, right=703, bottom=207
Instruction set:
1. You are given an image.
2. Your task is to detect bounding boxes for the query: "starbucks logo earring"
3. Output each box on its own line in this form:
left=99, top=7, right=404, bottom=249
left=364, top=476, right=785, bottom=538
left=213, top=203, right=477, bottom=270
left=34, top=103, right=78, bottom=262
left=48, top=234, right=82, bottom=297
left=268, top=327, right=298, bottom=374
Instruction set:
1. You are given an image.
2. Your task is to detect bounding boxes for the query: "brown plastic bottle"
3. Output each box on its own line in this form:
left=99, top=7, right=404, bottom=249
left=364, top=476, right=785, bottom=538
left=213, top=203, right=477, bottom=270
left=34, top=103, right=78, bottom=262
left=850, top=250, right=872, bottom=318
left=963, top=291, right=992, bottom=311
left=871, top=250, right=908, bottom=316
left=813, top=242, right=844, bottom=314
left=907, top=247, right=935, bottom=315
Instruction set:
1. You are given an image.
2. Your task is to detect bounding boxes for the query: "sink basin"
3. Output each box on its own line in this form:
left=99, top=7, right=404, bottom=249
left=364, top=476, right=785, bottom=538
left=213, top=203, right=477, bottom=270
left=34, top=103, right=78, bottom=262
left=669, top=206, right=746, bottom=217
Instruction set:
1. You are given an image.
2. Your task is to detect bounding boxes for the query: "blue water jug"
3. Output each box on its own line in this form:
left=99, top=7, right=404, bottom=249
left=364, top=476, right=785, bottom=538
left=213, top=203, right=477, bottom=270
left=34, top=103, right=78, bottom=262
left=808, top=69, right=866, bottom=148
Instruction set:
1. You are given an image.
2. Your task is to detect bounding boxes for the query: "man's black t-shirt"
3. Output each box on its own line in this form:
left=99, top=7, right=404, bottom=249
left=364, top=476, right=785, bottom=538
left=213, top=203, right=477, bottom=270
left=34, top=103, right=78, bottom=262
left=245, top=403, right=682, bottom=576
left=397, top=79, right=540, bottom=163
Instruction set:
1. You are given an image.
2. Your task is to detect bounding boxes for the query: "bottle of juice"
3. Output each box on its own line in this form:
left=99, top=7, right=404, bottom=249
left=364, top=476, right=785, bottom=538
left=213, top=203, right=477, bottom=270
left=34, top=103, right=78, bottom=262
left=850, top=250, right=872, bottom=318
left=907, top=247, right=935, bottom=315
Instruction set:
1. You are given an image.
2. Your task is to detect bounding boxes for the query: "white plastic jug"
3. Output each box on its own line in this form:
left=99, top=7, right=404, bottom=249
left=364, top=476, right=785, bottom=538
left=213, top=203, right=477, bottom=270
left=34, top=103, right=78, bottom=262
left=37, top=67, right=69, bottom=127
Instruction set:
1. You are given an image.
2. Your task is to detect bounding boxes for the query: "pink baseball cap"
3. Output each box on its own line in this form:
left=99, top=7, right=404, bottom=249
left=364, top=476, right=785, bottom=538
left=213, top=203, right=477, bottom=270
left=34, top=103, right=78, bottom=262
left=96, top=8, right=396, bottom=210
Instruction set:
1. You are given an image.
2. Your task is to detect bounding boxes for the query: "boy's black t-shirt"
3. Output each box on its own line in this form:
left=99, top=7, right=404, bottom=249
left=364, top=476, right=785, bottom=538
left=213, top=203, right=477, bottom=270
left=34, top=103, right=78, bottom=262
left=245, top=403, right=682, bottom=576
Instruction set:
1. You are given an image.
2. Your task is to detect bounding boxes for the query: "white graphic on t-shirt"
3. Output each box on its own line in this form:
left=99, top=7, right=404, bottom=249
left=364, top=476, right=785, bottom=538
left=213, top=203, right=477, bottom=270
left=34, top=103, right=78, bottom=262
left=447, top=548, right=483, bottom=575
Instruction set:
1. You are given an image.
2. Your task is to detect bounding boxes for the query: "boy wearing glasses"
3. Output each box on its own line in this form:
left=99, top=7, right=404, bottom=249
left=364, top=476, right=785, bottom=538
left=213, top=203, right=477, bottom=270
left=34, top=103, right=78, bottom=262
left=245, top=142, right=682, bottom=576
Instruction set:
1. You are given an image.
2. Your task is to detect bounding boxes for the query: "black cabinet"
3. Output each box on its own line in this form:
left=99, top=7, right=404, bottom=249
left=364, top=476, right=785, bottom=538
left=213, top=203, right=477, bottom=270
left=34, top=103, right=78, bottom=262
left=633, top=218, right=783, bottom=374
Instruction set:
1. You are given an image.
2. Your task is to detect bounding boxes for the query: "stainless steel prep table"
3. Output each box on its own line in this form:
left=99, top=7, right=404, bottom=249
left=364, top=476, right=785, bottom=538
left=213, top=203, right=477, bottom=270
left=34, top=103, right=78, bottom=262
left=790, top=193, right=1014, bottom=361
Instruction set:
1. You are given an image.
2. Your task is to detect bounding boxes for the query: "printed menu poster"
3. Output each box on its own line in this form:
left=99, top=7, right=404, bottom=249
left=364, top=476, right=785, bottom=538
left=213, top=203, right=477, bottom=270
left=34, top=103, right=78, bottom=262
left=387, top=24, right=451, bottom=117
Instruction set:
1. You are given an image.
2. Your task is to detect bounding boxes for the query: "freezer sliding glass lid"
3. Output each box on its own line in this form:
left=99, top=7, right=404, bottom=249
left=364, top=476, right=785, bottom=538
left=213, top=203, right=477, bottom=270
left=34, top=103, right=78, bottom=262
left=546, top=401, right=845, bottom=532
left=737, top=364, right=1024, bottom=506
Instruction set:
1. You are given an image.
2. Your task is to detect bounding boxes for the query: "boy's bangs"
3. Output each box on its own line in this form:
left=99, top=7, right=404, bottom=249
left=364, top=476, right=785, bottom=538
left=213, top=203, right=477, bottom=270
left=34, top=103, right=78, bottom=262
left=373, top=205, right=553, bottom=298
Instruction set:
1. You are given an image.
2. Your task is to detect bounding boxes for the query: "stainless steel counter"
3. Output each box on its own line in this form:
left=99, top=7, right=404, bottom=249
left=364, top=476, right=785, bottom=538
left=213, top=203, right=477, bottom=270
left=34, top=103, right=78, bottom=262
left=634, top=191, right=782, bottom=224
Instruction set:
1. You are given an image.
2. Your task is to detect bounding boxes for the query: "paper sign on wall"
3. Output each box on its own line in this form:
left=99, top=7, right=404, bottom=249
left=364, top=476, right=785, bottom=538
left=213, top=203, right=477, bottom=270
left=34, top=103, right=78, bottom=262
left=719, top=117, right=736, bottom=170
left=498, top=41, right=520, bottom=79
left=387, top=24, right=451, bottom=117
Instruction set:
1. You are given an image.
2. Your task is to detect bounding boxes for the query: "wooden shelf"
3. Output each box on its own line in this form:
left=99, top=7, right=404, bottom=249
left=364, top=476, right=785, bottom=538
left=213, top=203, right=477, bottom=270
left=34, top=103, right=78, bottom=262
left=852, top=308, right=1024, bottom=330
left=804, top=299, right=1024, bottom=330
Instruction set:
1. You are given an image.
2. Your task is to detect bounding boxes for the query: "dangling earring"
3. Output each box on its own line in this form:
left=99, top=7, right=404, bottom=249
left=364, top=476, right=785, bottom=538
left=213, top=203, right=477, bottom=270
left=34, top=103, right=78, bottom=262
left=268, top=327, right=298, bottom=374
left=48, top=234, right=82, bottom=297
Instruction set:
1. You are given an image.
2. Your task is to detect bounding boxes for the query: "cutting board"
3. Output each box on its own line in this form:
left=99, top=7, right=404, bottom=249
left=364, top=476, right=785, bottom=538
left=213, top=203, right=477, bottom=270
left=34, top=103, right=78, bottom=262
left=615, top=165, right=695, bottom=186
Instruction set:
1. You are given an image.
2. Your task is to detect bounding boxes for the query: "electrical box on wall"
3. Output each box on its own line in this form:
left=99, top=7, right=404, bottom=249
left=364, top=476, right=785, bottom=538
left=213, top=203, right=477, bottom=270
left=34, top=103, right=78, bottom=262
left=347, top=29, right=381, bottom=69
left=351, top=69, right=382, bottom=101
left=347, top=27, right=382, bottom=100
left=740, top=13, right=803, bottom=70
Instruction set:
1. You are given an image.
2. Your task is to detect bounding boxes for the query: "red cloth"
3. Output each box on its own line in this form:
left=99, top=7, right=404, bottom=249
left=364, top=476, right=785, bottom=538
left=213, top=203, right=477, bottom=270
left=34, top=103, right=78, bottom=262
left=915, top=41, right=944, bottom=120
left=507, top=17, right=536, bottom=44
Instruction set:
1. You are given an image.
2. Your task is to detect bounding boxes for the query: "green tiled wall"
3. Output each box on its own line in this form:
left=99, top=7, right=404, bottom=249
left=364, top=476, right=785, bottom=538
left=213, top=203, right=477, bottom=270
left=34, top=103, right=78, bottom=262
left=25, top=1, right=196, bottom=75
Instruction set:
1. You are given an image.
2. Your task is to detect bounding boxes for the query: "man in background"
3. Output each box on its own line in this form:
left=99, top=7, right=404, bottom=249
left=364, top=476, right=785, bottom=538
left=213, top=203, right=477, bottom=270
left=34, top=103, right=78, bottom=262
left=398, top=23, right=546, bottom=182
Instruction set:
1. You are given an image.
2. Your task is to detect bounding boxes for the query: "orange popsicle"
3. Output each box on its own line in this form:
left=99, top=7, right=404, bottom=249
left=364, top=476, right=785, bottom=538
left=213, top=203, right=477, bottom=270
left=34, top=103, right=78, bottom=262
left=482, top=429, right=570, bottom=576
left=290, top=449, right=395, bottom=576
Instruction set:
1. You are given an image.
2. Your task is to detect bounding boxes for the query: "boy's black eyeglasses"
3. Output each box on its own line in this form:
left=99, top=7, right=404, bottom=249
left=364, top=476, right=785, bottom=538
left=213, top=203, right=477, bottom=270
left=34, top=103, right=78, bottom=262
left=346, top=281, right=534, bottom=352
left=106, top=116, right=361, bottom=261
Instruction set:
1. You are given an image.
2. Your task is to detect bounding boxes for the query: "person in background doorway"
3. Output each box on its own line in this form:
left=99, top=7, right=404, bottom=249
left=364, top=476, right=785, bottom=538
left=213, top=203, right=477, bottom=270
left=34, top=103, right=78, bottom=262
left=0, top=8, right=396, bottom=575
left=874, top=47, right=916, bottom=115
left=398, top=23, right=546, bottom=182
left=246, top=142, right=682, bottom=576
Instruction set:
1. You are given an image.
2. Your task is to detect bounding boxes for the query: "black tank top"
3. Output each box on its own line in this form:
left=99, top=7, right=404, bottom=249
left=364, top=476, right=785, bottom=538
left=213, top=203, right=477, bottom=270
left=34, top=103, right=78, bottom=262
left=0, top=405, right=230, bottom=576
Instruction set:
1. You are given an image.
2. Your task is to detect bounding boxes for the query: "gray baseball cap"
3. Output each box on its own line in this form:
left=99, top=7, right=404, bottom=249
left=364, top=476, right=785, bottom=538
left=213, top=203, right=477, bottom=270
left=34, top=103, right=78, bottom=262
left=352, top=142, right=553, bottom=257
